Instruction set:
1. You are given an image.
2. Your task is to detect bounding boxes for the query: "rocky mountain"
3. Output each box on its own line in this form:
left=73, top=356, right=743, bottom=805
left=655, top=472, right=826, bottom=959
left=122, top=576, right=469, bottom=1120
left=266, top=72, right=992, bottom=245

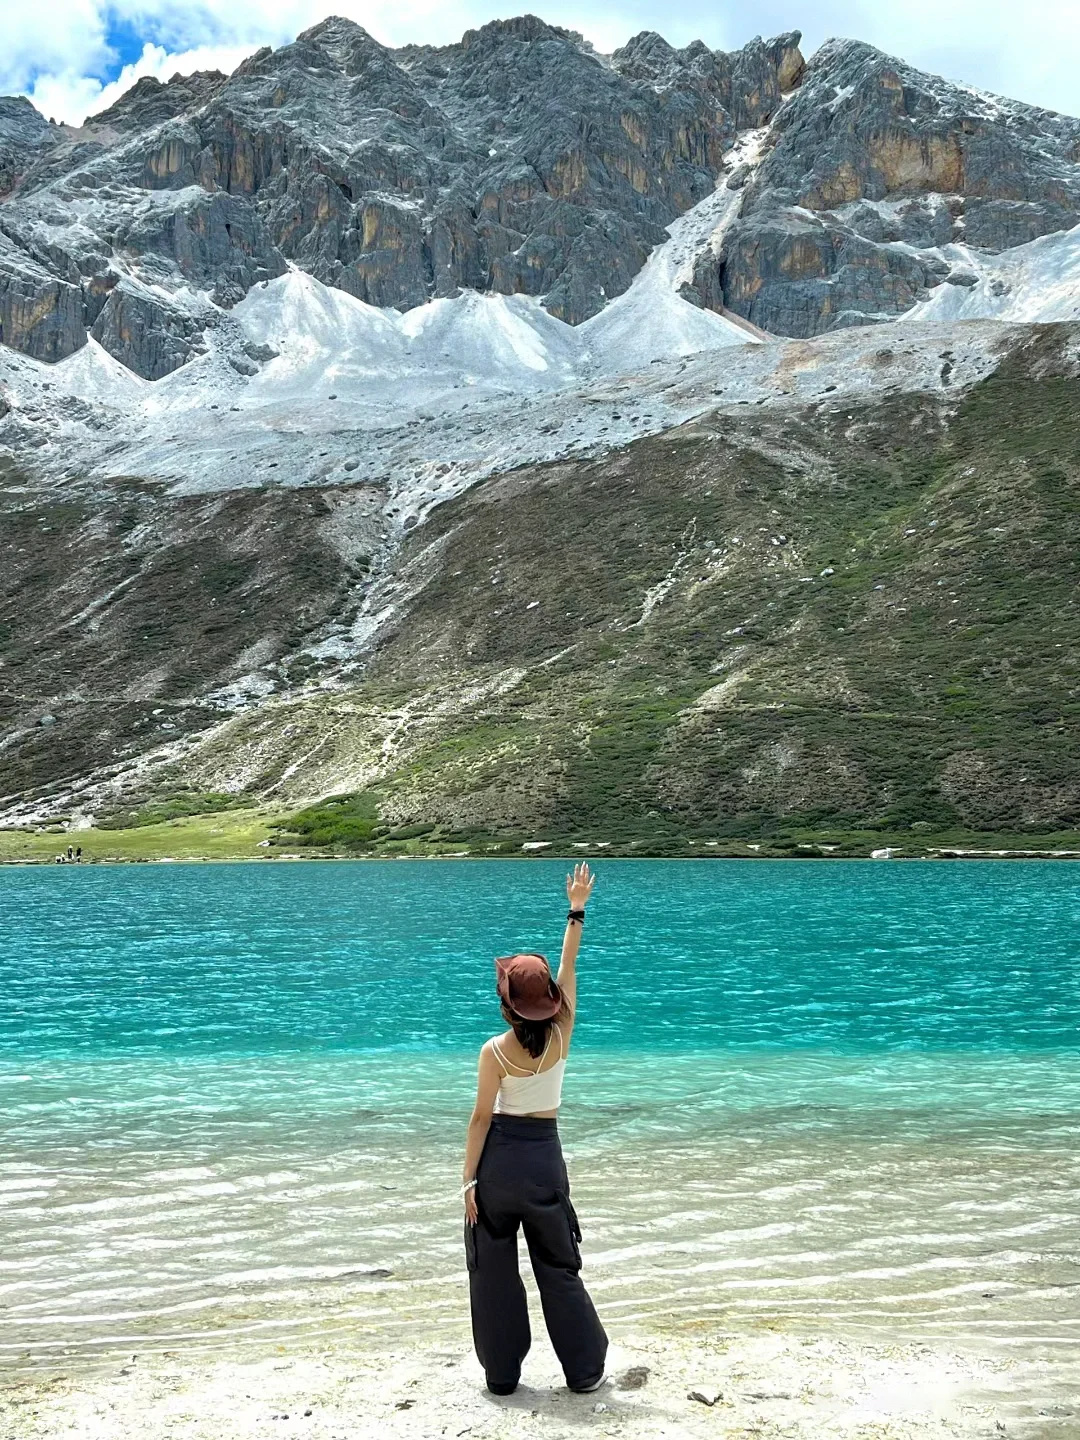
left=4, top=14, right=1079, bottom=382
left=1, top=16, right=1078, bottom=855
left=0, top=16, right=801, bottom=378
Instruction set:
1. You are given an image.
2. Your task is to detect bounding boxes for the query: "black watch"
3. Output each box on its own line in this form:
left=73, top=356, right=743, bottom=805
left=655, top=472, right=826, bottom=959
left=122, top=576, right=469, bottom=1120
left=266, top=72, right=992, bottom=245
left=567, top=908, right=586, bottom=923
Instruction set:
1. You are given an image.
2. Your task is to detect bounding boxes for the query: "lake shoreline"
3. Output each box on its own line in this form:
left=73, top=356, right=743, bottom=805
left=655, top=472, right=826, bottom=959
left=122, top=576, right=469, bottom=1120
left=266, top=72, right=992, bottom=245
left=2, top=1321, right=1066, bottom=1440
left=4, top=805, right=1080, bottom=866
left=6, top=857, right=1077, bottom=1438
left=5, top=848, right=1080, bottom=866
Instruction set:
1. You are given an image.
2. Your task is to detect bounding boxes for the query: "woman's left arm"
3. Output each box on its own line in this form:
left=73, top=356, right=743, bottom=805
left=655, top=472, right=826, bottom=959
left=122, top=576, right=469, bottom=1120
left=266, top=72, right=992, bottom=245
left=463, top=1042, right=500, bottom=1225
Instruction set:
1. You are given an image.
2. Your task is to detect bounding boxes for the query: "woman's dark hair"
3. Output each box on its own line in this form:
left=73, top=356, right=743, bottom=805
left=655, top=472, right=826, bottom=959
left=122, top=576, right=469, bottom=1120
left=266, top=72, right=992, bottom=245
left=499, top=985, right=571, bottom=1058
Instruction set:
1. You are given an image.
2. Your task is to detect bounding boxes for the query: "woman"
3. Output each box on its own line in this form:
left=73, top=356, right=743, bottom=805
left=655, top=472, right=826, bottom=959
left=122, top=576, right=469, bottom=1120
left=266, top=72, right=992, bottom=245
left=462, top=861, right=608, bottom=1396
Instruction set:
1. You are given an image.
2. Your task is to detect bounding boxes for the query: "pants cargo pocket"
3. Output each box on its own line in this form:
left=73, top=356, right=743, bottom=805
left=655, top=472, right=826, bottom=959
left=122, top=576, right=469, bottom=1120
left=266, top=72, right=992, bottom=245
left=464, top=1219, right=478, bottom=1273
left=556, top=1190, right=583, bottom=1270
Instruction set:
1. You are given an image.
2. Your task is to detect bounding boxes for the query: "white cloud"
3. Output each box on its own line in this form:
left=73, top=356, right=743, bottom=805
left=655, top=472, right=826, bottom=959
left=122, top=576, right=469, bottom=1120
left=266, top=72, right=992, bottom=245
left=27, top=43, right=259, bottom=127
left=0, top=0, right=110, bottom=94
left=2, top=0, right=1078, bottom=126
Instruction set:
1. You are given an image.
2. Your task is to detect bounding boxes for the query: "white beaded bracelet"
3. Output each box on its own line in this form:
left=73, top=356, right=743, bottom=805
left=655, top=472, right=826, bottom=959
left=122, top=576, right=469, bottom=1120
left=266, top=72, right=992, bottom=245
left=460, top=1179, right=477, bottom=1197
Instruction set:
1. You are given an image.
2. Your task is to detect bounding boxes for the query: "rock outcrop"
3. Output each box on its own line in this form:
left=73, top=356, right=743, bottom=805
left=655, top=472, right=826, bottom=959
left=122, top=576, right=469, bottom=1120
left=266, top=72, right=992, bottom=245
left=89, top=286, right=210, bottom=380
left=0, top=234, right=85, bottom=362
left=698, top=38, right=1080, bottom=335
left=0, top=97, right=61, bottom=199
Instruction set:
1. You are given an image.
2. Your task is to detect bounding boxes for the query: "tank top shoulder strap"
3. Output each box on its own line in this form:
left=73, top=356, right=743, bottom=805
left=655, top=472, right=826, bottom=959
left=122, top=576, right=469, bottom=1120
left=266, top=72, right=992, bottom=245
left=554, top=1022, right=563, bottom=1060
left=491, top=1035, right=534, bottom=1076
left=489, top=1036, right=510, bottom=1076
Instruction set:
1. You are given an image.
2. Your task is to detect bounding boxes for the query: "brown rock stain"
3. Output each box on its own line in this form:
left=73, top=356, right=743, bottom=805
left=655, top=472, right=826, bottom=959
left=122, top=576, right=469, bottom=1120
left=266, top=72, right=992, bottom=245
left=867, top=129, right=965, bottom=193
left=774, top=341, right=823, bottom=377
left=805, top=160, right=862, bottom=208
left=7, top=293, right=60, bottom=345
left=777, top=46, right=805, bottom=92
left=619, top=112, right=648, bottom=149
left=802, top=130, right=966, bottom=210
left=612, top=153, right=649, bottom=194
left=228, top=140, right=256, bottom=193
left=546, top=151, right=587, bottom=198
left=147, top=139, right=190, bottom=182
left=778, top=237, right=827, bottom=279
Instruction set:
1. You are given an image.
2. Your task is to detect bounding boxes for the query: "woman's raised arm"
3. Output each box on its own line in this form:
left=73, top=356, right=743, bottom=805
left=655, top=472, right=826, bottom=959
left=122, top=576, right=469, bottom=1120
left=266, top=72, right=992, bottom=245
left=556, top=861, right=595, bottom=1018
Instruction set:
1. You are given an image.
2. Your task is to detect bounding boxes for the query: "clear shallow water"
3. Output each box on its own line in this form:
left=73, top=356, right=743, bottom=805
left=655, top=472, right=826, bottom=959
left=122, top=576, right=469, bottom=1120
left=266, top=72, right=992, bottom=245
left=2, top=859, right=1078, bottom=1371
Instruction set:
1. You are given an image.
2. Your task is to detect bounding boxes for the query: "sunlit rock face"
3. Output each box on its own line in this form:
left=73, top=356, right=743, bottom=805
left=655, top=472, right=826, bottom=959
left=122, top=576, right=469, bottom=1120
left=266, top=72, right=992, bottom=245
left=700, top=38, right=1080, bottom=335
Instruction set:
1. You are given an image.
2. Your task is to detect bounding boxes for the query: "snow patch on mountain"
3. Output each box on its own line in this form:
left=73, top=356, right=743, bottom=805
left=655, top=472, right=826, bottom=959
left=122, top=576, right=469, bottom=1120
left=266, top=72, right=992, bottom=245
left=905, top=223, right=1080, bottom=324
left=49, top=338, right=147, bottom=403
left=584, top=128, right=767, bottom=371
left=232, top=157, right=758, bottom=404
left=236, top=271, right=583, bottom=402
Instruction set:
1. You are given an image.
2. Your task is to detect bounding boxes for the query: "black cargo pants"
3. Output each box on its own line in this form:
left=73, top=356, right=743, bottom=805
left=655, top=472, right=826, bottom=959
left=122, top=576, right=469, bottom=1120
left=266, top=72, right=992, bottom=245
left=465, top=1114, right=608, bottom=1393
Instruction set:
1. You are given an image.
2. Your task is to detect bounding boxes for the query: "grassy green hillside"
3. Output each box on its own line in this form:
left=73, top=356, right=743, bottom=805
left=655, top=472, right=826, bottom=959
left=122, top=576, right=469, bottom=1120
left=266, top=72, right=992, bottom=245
left=3, top=328, right=1078, bottom=859
left=258, top=330, right=1079, bottom=855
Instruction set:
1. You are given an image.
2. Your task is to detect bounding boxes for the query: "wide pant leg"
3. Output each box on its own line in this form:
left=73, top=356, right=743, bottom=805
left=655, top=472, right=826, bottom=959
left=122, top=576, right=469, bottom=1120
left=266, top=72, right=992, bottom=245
left=523, top=1189, right=608, bottom=1390
left=466, top=1210, right=531, bottom=1390
left=466, top=1116, right=608, bottom=1392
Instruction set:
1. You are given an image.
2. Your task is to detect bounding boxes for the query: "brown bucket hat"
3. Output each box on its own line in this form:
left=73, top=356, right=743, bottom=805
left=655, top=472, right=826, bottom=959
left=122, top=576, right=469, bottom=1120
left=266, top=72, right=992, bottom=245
left=495, top=952, right=563, bottom=1021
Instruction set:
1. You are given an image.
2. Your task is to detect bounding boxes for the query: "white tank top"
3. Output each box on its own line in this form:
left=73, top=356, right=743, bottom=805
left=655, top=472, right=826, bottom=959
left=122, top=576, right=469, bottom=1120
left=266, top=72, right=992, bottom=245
left=491, top=1024, right=566, bottom=1115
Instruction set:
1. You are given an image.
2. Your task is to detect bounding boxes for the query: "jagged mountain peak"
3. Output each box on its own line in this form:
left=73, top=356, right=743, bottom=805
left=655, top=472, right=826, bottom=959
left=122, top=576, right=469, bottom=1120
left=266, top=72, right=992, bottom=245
left=91, top=69, right=229, bottom=133
left=0, top=95, right=55, bottom=144
left=2, top=14, right=1080, bottom=381
left=292, top=14, right=399, bottom=70
left=612, top=30, right=678, bottom=65
left=797, top=33, right=1080, bottom=128
left=0, top=96, right=63, bottom=201
left=612, top=28, right=803, bottom=92
left=458, top=15, right=582, bottom=51
left=803, top=36, right=895, bottom=74
left=297, top=13, right=380, bottom=43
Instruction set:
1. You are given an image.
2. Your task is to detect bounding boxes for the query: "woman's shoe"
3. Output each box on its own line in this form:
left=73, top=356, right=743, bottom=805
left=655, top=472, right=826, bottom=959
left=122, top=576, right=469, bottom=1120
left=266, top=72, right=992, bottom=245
left=486, top=1378, right=518, bottom=1395
left=570, top=1373, right=606, bottom=1393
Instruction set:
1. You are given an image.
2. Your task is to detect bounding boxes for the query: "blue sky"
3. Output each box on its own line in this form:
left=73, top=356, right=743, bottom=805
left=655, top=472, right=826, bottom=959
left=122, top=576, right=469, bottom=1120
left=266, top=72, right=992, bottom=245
left=4, top=1, right=1078, bottom=125
left=100, top=16, right=150, bottom=72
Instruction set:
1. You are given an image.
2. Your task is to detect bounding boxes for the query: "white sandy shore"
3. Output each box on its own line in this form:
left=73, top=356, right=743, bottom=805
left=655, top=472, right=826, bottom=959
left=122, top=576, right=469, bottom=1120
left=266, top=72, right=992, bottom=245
left=3, top=1325, right=1075, bottom=1440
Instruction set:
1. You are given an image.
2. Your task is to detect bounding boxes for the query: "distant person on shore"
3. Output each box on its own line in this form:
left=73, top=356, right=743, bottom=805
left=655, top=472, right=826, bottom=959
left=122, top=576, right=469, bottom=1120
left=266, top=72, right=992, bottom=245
left=461, top=861, right=607, bottom=1396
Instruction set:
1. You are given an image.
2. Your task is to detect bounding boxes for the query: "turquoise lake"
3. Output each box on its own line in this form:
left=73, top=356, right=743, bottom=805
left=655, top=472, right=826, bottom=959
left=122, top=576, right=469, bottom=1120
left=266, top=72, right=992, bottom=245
left=2, top=859, right=1078, bottom=1371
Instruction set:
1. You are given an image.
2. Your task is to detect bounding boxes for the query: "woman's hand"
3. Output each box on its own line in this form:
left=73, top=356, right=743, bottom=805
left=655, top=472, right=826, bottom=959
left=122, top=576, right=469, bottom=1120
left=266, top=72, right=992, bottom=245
left=464, top=1185, right=478, bottom=1226
left=566, top=860, right=595, bottom=910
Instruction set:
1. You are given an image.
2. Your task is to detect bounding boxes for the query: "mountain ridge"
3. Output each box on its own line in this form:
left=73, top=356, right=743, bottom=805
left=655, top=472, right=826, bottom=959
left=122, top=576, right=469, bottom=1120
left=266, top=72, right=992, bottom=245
left=2, top=17, right=1079, bottom=380
left=0, top=15, right=801, bottom=375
